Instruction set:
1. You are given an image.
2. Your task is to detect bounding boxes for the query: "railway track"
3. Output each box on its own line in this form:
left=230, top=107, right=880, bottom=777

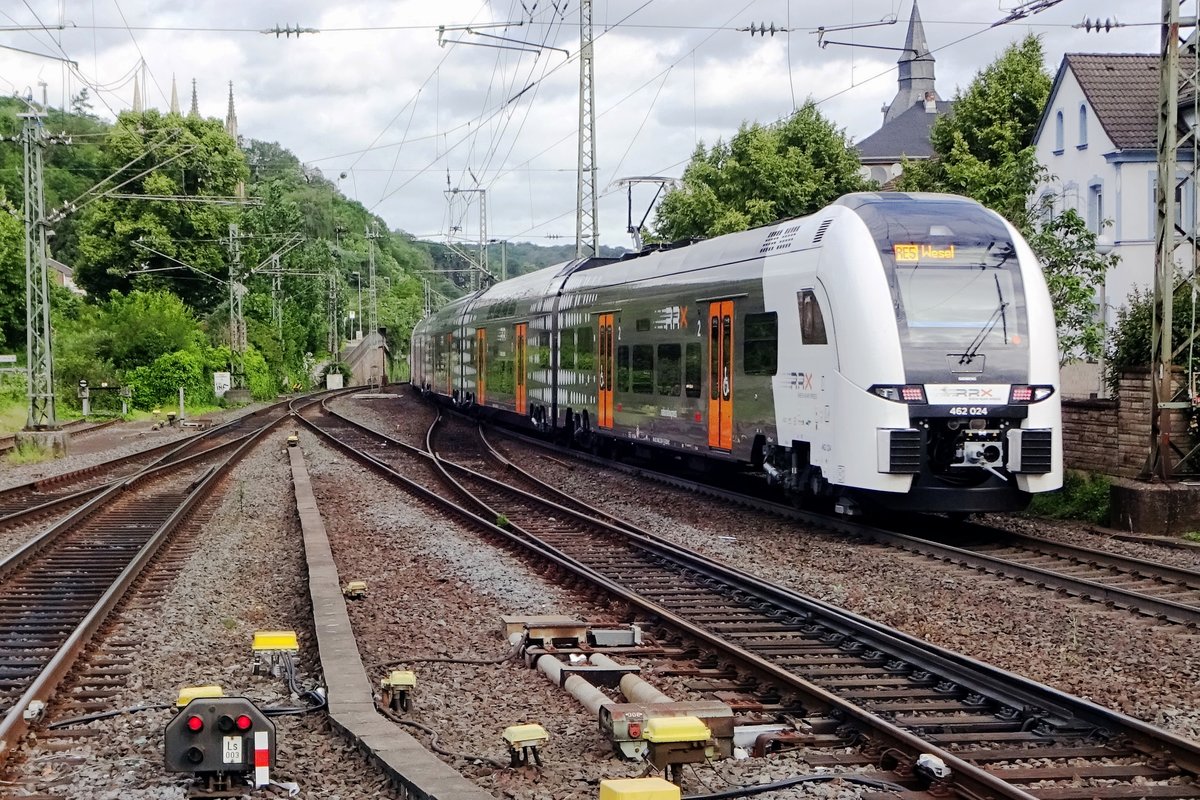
left=304, top=399, right=1200, bottom=800
left=0, top=417, right=119, bottom=455
left=0, top=405, right=289, bottom=534
left=0, top=399, right=308, bottom=760
left=470, top=406, right=1200, bottom=630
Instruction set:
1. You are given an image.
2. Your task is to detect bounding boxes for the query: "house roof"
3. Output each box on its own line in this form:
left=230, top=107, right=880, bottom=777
left=856, top=100, right=954, bottom=163
left=1038, top=54, right=1191, bottom=151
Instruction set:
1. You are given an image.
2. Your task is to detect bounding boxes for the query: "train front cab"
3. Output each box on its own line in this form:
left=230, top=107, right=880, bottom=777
left=795, top=195, right=1061, bottom=514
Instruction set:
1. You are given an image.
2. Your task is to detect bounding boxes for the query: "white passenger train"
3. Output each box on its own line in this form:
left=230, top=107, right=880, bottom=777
left=412, top=192, right=1062, bottom=514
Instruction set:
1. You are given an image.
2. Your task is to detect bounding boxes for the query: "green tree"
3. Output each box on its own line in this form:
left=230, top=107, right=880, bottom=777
left=898, top=35, right=1052, bottom=227
left=1026, top=210, right=1118, bottom=364
left=73, top=110, right=248, bottom=308
left=0, top=191, right=24, bottom=350
left=653, top=102, right=871, bottom=240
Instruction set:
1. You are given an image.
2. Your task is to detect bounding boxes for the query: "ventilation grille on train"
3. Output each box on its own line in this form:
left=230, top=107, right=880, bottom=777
left=812, top=219, right=832, bottom=243
left=1007, top=429, right=1053, bottom=474
left=877, top=429, right=922, bottom=474
left=759, top=223, right=802, bottom=254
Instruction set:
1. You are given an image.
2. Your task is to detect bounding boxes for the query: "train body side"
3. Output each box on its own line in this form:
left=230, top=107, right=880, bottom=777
left=411, top=191, right=1063, bottom=514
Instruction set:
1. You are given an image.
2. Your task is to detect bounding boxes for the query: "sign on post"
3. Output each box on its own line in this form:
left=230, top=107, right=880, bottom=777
left=214, top=371, right=231, bottom=398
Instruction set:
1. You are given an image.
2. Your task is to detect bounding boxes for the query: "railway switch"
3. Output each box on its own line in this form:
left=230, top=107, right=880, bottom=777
left=641, top=716, right=713, bottom=786
left=176, top=685, right=224, bottom=708
left=342, top=580, right=368, bottom=599
left=252, top=630, right=299, bottom=677
left=380, top=670, right=416, bottom=711
left=164, top=696, right=276, bottom=796
left=502, top=723, right=549, bottom=766
left=598, top=777, right=681, bottom=800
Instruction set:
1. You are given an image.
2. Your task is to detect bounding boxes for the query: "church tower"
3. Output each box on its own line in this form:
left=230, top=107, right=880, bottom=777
left=883, top=0, right=938, bottom=124
left=188, top=79, right=200, bottom=118
left=224, top=81, right=239, bottom=139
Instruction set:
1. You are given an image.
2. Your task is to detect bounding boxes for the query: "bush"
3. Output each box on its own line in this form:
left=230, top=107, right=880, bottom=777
left=1026, top=470, right=1110, bottom=525
left=125, top=349, right=213, bottom=409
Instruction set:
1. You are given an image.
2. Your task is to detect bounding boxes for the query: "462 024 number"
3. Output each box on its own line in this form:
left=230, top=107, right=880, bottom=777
left=948, top=406, right=988, bottom=416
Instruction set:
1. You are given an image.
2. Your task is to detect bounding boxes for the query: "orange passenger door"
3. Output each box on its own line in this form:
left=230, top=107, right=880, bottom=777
left=597, top=314, right=615, bottom=429
left=707, top=301, right=734, bottom=450
left=475, top=328, right=486, bottom=405
left=514, top=323, right=528, bottom=414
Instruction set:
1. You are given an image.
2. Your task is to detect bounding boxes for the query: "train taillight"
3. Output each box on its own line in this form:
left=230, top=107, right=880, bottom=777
left=1008, top=384, right=1054, bottom=404
left=870, top=384, right=927, bottom=404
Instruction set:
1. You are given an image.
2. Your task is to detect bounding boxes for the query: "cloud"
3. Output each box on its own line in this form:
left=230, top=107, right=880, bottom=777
left=0, top=0, right=1159, bottom=247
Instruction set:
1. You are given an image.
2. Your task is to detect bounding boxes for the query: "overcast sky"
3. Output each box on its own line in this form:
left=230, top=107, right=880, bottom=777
left=0, top=1, right=1157, bottom=251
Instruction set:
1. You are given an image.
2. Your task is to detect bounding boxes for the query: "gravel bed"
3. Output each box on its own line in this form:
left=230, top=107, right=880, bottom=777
left=0, top=402, right=272, bottom=491
left=317, top=393, right=1200, bottom=774
left=301, top=424, right=875, bottom=799
left=979, top=513, right=1200, bottom=572
left=2, top=429, right=402, bottom=799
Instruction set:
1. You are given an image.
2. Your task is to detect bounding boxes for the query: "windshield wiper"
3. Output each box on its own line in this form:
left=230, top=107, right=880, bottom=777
left=958, top=274, right=1009, bottom=365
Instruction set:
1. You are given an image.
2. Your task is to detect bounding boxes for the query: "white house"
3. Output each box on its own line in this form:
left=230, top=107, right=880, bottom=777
left=1032, top=54, right=1190, bottom=397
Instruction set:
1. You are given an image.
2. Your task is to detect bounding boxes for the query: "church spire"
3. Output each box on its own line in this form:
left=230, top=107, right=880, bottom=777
left=883, top=0, right=938, bottom=124
left=169, top=74, right=180, bottom=115
left=224, top=81, right=238, bottom=139
left=188, top=79, right=200, bottom=118
left=132, top=75, right=143, bottom=113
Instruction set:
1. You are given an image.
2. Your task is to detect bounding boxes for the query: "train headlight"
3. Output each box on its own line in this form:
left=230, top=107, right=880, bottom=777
left=1009, top=385, right=1055, bottom=404
left=869, top=384, right=927, bottom=403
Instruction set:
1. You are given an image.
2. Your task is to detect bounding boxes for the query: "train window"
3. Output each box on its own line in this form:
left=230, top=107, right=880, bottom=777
left=487, top=340, right=514, bottom=394
left=635, top=318, right=651, bottom=332
left=536, top=330, right=552, bottom=369
left=560, top=329, right=576, bottom=370
left=798, top=291, right=828, bottom=345
left=743, top=312, right=778, bottom=376
left=617, top=345, right=630, bottom=392
left=710, top=316, right=719, bottom=400
left=685, top=342, right=701, bottom=398
left=631, top=345, right=654, bottom=394
left=576, top=326, right=595, bottom=370
left=656, top=344, right=681, bottom=396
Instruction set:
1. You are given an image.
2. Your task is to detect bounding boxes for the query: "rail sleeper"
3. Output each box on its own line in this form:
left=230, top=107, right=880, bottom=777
left=289, top=445, right=494, bottom=800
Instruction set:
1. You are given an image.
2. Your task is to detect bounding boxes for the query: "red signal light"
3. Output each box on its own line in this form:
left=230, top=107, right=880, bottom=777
left=1010, top=385, right=1033, bottom=403
left=235, top=714, right=253, bottom=731
left=186, top=715, right=204, bottom=732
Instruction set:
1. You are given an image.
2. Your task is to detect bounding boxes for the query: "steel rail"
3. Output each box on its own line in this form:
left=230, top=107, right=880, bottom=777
left=301, top=406, right=1038, bottom=800
left=0, top=410, right=290, bottom=761
left=478, top=414, right=1200, bottom=628
left=460, top=425, right=1200, bottom=775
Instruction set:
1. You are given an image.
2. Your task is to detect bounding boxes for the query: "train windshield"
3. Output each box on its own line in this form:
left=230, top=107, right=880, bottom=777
left=853, top=199, right=1028, bottom=354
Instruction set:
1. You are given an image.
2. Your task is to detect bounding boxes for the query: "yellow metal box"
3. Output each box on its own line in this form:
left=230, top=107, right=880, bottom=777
left=176, top=685, right=224, bottom=708
left=598, top=777, right=681, bottom=800
left=503, top=723, right=549, bottom=747
left=381, top=670, right=417, bottom=689
left=642, top=715, right=710, bottom=743
left=252, top=630, right=299, bottom=652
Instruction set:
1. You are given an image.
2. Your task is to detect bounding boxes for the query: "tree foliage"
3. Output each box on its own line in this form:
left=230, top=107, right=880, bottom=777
left=73, top=110, right=248, bottom=308
left=1026, top=210, right=1118, bottom=364
left=653, top=102, right=871, bottom=240
left=898, top=35, right=1052, bottom=227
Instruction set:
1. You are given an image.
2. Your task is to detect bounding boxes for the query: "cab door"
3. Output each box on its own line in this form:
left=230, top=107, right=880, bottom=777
left=474, top=328, right=486, bottom=405
left=514, top=323, right=528, bottom=414
left=597, top=314, right=615, bottom=429
left=707, top=301, right=734, bottom=450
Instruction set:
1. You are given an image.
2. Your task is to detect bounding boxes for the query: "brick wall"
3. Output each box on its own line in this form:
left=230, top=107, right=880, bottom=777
left=1061, top=368, right=1190, bottom=478
left=1061, top=396, right=1119, bottom=475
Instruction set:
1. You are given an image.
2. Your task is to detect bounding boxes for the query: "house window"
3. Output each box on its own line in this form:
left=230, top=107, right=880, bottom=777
left=1087, top=180, right=1103, bottom=235
left=1054, top=110, right=1064, bottom=154
left=1078, top=104, right=1088, bottom=149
